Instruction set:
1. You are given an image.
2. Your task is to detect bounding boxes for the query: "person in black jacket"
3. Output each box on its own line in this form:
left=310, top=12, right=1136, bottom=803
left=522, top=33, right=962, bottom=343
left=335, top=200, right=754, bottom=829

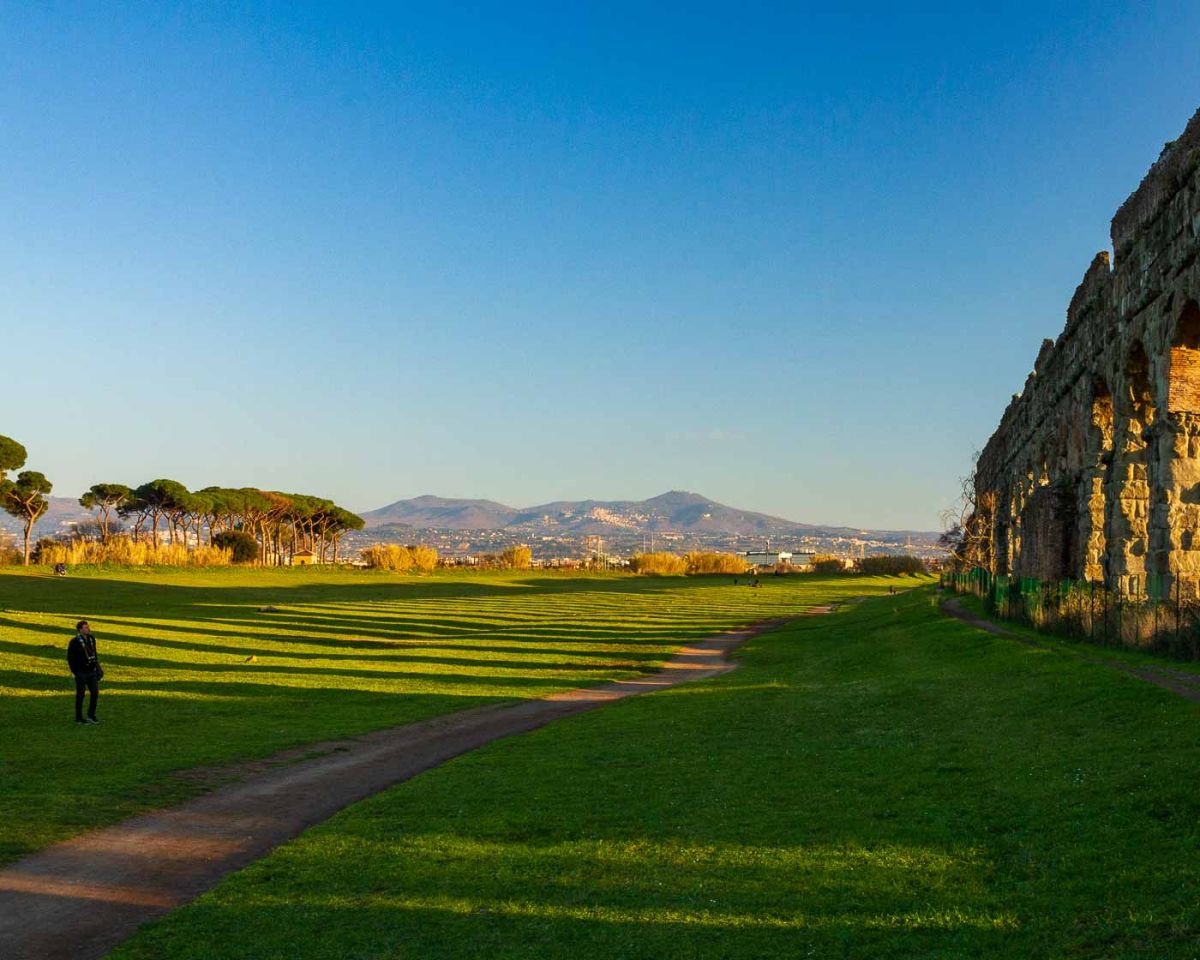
left=67, top=620, right=102, bottom=725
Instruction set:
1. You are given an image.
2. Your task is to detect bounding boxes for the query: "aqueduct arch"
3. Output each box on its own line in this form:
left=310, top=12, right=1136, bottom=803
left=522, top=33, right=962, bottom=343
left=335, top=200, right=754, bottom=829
left=973, top=108, right=1200, bottom=597
left=1080, top=379, right=1113, bottom=583
left=1169, top=301, right=1200, bottom=413
left=1108, top=342, right=1156, bottom=595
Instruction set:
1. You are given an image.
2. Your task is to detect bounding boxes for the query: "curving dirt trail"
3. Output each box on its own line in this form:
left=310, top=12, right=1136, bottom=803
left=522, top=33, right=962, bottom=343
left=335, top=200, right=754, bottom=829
left=0, top=613, right=816, bottom=960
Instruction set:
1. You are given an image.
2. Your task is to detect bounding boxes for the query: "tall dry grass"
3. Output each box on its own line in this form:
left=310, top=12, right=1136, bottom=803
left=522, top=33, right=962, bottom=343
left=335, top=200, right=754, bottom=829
left=629, top=552, right=688, bottom=575
left=683, top=552, right=750, bottom=574
left=361, top=544, right=439, bottom=572
left=38, top=538, right=232, bottom=567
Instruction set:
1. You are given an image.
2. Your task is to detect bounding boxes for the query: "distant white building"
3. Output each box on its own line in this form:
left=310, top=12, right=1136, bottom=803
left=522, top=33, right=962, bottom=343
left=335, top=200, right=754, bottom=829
left=743, top=550, right=817, bottom=571
left=744, top=550, right=791, bottom=568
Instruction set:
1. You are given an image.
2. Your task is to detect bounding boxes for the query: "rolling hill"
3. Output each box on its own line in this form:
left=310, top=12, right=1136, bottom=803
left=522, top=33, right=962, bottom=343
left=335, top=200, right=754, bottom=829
left=5, top=491, right=939, bottom=550
left=362, top=490, right=936, bottom=541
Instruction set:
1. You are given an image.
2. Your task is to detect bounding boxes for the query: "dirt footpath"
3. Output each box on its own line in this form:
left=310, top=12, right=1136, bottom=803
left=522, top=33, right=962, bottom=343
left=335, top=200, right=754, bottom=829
left=0, top=614, right=807, bottom=960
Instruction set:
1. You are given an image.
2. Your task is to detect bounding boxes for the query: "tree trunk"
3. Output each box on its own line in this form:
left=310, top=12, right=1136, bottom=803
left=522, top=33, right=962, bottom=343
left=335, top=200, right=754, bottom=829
left=22, top=520, right=31, bottom=566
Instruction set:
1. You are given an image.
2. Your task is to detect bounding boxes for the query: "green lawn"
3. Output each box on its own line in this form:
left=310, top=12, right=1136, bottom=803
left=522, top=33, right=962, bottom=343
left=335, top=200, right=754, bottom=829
left=110, top=588, right=1200, bottom=960
left=951, top=592, right=1200, bottom=677
left=0, top=565, right=900, bottom=865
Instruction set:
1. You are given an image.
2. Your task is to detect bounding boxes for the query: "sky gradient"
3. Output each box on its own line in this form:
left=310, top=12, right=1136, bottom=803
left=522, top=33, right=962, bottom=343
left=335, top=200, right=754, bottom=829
left=3, top=2, right=1200, bottom=529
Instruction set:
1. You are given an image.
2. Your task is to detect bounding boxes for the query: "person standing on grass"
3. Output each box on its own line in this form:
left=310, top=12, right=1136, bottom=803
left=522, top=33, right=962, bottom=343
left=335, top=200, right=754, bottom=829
left=67, top=620, right=103, bottom=725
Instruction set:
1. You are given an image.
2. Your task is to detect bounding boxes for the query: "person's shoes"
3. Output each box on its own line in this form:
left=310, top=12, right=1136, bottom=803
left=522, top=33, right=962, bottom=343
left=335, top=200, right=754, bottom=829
left=85, top=717, right=100, bottom=724
left=75, top=718, right=86, bottom=724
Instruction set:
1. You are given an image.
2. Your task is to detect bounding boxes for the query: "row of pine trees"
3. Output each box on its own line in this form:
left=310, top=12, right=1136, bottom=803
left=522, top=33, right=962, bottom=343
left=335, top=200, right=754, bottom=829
left=0, top=433, right=364, bottom=566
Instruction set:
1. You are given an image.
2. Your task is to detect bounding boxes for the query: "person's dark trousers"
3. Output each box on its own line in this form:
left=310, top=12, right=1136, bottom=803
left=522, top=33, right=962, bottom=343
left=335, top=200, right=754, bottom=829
left=74, top=673, right=99, bottom=721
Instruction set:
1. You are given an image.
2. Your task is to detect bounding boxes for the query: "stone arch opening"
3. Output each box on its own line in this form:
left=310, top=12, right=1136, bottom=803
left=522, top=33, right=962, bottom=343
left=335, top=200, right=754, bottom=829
left=1163, top=300, right=1200, bottom=599
left=1008, top=480, right=1025, bottom=575
left=1092, top=380, right=1114, bottom=447
left=1126, top=340, right=1155, bottom=430
left=1082, top=379, right=1114, bottom=582
left=1169, top=301, right=1200, bottom=414
left=1015, top=431, right=1075, bottom=580
left=1109, top=342, right=1157, bottom=595
left=993, top=483, right=1011, bottom=576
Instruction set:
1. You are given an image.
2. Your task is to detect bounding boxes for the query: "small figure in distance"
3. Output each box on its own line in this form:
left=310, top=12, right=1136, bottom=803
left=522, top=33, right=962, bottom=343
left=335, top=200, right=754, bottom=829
left=67, top=619, right=104, bottom=725
left=53, top=562, right=67, bottom=577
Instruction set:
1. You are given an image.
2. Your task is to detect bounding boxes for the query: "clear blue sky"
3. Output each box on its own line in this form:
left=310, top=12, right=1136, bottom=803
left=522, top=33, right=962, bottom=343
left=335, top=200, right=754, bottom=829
left=3, top=2, right=1199, bottom=530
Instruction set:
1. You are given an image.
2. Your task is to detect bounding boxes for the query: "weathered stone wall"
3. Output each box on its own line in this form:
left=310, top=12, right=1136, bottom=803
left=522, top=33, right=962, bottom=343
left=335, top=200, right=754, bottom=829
left=974, top=107, right=1200, bottom=597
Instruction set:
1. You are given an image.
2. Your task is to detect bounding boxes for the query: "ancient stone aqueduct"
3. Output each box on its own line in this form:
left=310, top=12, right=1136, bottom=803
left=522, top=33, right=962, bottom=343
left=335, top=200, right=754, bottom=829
left=973, top=107, right=1200, bottom=597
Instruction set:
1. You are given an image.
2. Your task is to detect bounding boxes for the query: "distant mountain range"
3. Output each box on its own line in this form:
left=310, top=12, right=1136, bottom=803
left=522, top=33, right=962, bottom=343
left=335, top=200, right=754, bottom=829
left=362, top=491, right=938, bottom=541
left=0, top=496, right=95, bottom=538
left=3, top=490, right=938, bottom=547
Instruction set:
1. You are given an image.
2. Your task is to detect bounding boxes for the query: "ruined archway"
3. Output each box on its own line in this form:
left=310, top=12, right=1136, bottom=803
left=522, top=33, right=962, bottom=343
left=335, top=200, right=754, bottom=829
left=1008, top=466, right=1031, bottom=576
left=1081, top=379, right=1113, bottom=582
left=1168, top=301, right=1200, bottom=413
left=1107, top=342, right=1156, bottom=595
left=992, top=483, right=1011, bottom=575
left=970, top=111, right=1200, bottom=601
left=1163, top=300, right=1200, bottom=597
left=1013, top=432, right=1075, bottom=580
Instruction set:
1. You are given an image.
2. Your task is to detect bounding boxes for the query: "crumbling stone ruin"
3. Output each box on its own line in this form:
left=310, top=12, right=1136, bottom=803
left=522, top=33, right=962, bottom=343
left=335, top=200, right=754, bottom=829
left=973, top=107, right=1200, bottom=597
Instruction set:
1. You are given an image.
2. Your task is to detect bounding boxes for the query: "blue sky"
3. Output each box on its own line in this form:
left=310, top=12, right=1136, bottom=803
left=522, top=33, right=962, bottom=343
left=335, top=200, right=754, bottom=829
left=3, top=2, right=1199, bottom=529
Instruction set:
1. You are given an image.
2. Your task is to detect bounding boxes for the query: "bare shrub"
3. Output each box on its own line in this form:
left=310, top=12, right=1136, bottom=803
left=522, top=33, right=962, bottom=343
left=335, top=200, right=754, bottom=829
left=498, top=545, right=532, bottom=570
left=630, top=552, right=688, bottom=575
left=361, top=544, right=439, bottom=572
left=811, top=555, right=846, bottom=573
left=684, top=552, right=749, bottom=574
left=857, top=555, right=926, bottom=576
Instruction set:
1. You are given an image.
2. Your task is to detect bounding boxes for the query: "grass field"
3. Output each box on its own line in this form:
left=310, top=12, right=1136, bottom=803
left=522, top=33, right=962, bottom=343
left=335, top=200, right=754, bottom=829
left=951, top=592, right=1200, bottom=677
left=108, top=589, right=1200, bottom=960
left=0, top=566, right=903, bottom=865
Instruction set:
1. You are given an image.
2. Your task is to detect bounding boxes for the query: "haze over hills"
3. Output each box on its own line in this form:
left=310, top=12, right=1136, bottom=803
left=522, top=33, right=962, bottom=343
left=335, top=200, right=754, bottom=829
left=364, top=495, right=519, bottom=531
left=362, top=491, right=938, bottom=540
left=5, top=491, right=940, bottom=555
left=0, top=496, right=94, bottom=538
